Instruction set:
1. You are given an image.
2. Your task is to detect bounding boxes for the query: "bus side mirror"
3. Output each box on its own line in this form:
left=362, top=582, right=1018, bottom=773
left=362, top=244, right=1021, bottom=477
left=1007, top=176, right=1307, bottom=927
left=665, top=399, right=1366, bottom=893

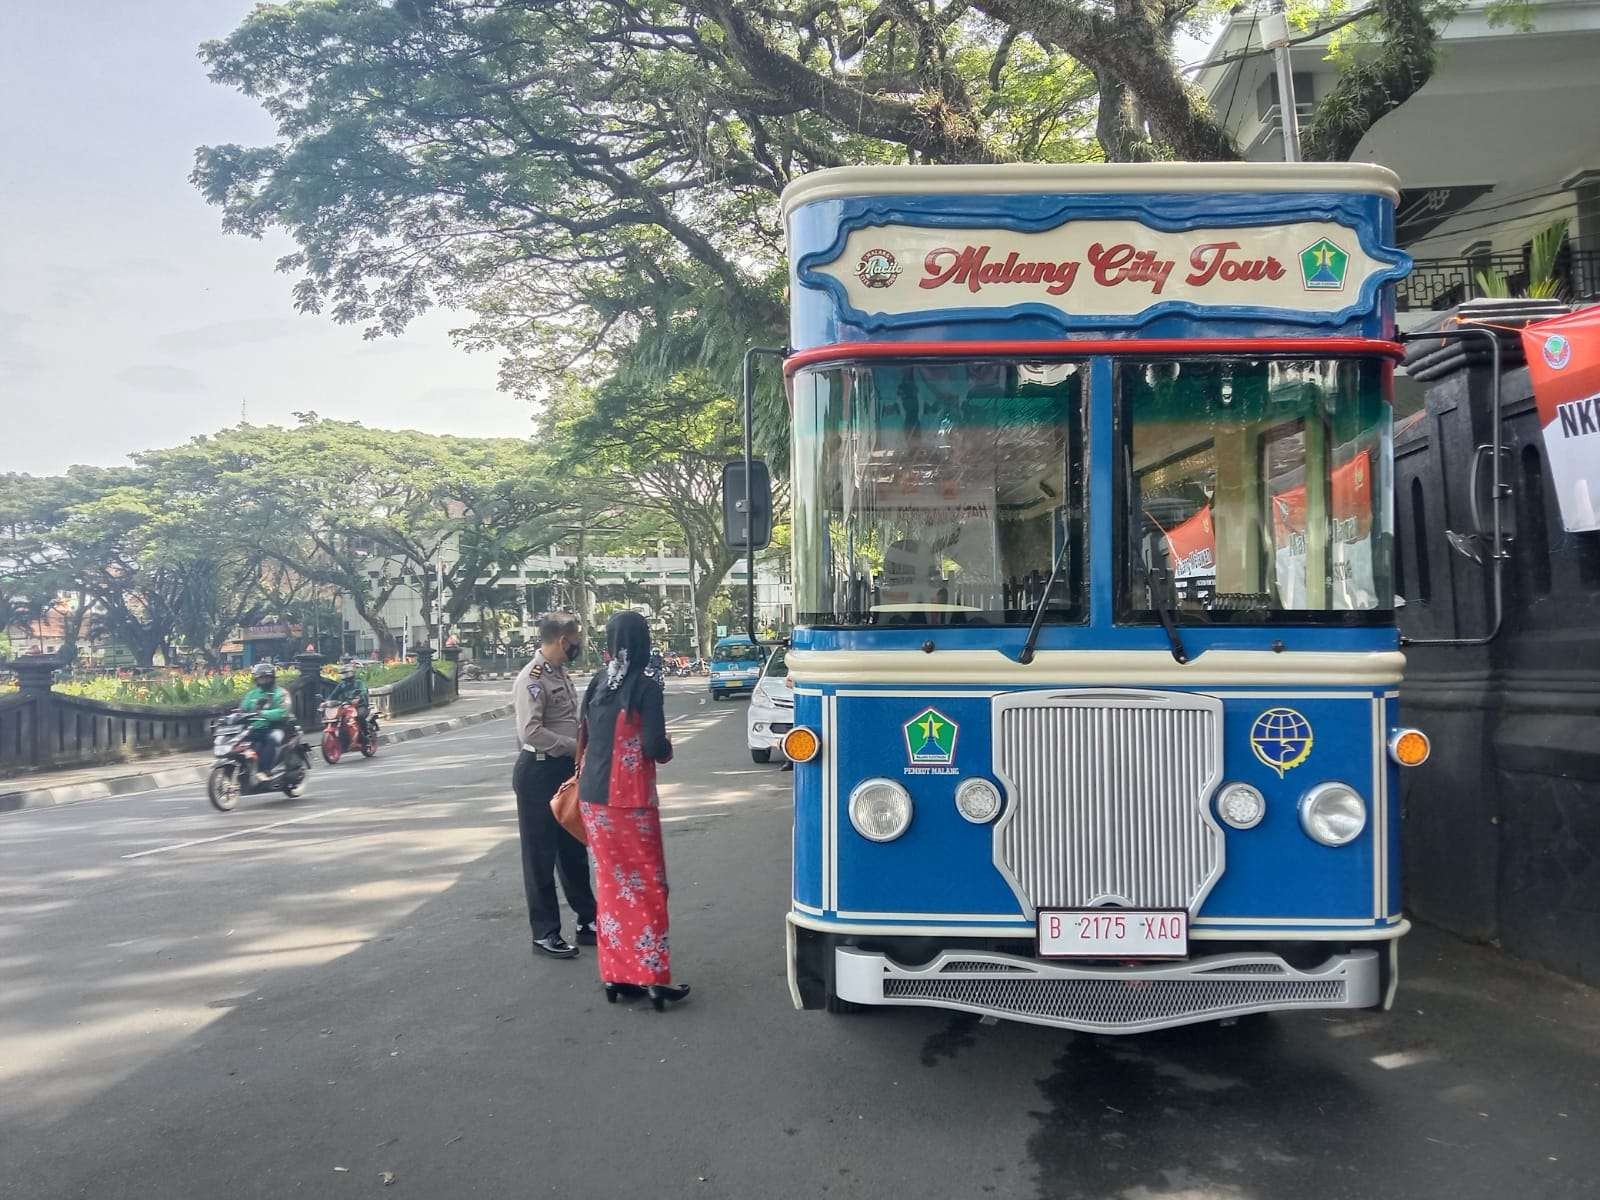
left=722, top=460, right=773, bottom=551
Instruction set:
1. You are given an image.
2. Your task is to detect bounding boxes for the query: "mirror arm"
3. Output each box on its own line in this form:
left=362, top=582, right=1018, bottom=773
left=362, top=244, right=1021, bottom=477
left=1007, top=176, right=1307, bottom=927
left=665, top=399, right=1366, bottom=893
left=743, top=345, right=788, bottom=649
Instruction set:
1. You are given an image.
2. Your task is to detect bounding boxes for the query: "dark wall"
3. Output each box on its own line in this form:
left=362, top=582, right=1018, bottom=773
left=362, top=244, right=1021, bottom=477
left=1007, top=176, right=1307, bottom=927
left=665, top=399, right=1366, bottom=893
left=1395, top=330, right=1600, bottom=986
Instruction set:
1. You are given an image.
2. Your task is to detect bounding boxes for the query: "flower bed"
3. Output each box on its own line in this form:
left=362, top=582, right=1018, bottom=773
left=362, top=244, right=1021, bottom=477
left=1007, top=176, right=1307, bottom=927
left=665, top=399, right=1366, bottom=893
left=54, top=668, right=273, bottom=708
left=38, top=658, right=443, bottom=711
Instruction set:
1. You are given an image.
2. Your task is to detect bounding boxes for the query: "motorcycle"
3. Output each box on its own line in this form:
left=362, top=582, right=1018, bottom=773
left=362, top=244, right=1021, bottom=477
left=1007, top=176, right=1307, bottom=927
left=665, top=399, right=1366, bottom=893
left=320, top=700, right=378, bottom=764
left=207, top=710, right=312, bottom=811
left=690, top=657, right=711, bottom=676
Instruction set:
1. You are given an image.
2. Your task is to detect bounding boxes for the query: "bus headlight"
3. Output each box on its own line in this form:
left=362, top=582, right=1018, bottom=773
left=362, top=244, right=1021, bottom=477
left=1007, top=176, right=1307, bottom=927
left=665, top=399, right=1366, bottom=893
left=1215, top=782, right=1265, bottom=830
left=954, top=778, right=1002, bottom=824
left=1299, top=782, right=1367, bottom=846
left=848, top=778, right=913, bottom=842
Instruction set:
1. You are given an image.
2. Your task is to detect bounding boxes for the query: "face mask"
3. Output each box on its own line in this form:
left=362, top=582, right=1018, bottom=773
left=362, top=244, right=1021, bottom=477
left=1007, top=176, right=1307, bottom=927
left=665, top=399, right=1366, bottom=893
left=566, top=639, right=583, bottom=661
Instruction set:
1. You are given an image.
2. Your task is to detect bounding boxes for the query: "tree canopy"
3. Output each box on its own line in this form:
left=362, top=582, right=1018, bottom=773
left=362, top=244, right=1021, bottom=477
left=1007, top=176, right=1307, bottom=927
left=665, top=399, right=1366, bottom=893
left=2, top=420, right=577, bottom=664
left=194, top=0, right=1462, bottom=392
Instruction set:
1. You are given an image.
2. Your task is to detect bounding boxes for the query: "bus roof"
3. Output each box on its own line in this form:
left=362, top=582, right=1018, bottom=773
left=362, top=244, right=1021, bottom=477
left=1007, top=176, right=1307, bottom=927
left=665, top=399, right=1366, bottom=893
left=780, top=163, right=1401, bottom=222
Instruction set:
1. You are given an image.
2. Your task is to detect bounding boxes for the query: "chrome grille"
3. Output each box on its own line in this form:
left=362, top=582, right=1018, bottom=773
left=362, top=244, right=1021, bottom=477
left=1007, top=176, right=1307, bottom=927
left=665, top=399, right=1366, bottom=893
left=993, top=690, right=1224, bottom=912
left=833, top=947, right=1380, bottom=1034
left=883, top=974, right=1344, bottom=1027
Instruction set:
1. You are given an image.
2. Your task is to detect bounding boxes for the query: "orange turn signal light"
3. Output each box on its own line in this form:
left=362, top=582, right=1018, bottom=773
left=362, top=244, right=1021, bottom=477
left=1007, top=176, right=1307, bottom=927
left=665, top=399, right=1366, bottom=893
left=782, top=726, right=820, bottom=763
left=1389, top=728, right=1431, bottom=767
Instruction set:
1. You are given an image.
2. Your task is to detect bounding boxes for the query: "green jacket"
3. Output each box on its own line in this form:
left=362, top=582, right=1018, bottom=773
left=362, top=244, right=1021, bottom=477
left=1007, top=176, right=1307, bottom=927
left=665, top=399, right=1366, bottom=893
left=241, top=684, right=291, bottom=727
left=327, top=678, right=369, bottom=706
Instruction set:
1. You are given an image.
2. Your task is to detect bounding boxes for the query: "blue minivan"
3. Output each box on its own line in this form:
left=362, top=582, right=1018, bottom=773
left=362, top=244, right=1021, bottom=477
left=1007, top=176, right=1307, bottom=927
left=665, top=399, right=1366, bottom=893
left=708, top=635, right=764, bottom=700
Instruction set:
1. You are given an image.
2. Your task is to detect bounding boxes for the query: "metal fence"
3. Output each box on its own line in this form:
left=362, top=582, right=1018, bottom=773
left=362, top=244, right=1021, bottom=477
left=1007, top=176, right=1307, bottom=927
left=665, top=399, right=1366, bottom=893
left=369, top=661, right=460, bottom=718
left=1398, top=248, right=1600, bottom=313
left=0, top=685, right=239, bottom=778
left=0, top=656, right=459, bottom=778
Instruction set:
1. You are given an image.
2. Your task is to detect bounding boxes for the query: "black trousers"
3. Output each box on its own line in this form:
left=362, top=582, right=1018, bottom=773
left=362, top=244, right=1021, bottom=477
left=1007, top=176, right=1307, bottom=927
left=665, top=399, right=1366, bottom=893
left=512, top=750, right=596, bottom=939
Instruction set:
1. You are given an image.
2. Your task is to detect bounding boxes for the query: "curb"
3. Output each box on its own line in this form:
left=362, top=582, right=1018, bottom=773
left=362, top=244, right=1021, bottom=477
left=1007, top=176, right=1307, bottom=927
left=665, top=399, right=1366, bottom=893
left=374, top=702, right=515, bottom=747
left=0, top=702, right=517, bottom=817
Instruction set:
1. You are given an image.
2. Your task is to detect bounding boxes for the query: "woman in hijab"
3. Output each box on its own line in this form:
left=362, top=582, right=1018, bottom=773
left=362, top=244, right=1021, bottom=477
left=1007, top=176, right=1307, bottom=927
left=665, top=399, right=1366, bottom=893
left=578, top=610, right=687, bottom=1010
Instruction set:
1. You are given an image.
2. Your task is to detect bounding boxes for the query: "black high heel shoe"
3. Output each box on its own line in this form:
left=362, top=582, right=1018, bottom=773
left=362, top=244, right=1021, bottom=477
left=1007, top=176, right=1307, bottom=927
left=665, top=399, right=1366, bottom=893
left=647, top=983, right=691, bottom=1011
left=604, top=982, right=647, bottom=1004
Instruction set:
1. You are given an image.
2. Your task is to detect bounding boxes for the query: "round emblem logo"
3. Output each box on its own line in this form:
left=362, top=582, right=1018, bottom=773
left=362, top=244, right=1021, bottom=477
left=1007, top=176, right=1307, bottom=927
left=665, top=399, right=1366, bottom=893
left=1543, top=334, right=1572, bottom=370
left=1249, top=707, right=1314, bottom=779
left=856, top=248, right=902, bottom=289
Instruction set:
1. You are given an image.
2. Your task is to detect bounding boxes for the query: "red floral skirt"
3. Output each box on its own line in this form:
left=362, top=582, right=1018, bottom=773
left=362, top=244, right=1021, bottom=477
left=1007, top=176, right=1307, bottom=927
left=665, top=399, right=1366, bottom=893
left=579, top=800, right=670, bottom=985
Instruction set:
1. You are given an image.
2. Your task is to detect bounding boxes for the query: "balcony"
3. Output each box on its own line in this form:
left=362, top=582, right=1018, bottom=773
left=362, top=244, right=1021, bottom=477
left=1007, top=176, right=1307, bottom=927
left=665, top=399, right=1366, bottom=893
left=1398, top=247, right=1600, bottom=312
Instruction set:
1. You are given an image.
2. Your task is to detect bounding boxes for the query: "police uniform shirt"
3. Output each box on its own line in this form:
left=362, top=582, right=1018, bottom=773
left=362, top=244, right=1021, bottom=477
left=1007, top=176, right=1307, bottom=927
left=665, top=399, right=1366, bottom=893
left=512, top=650, right=579, bottom=758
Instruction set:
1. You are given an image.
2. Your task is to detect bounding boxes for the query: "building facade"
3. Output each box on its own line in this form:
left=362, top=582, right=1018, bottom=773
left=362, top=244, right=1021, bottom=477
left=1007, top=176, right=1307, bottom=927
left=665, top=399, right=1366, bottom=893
left=1196, top=0, right=1600, bottom=324
left=333, top=545, right=792, bottom=656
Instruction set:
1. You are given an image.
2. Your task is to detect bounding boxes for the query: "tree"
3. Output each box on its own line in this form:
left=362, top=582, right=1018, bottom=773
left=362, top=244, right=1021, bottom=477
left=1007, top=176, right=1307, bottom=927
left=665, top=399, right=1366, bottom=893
left=194, top=0, right=1460, bottom=394
left=146, top=419, right=574, bottom=659
left=545, top=366, right=779, bottom=656
left=4, top=468, right=253, bottom=666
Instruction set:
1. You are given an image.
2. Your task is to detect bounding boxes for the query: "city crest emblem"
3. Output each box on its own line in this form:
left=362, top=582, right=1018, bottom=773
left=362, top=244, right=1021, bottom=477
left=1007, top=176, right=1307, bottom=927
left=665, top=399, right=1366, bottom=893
left=904, top=707, right=958, bottom=767
left=1298, top=238, right=1350, bottom=292
left=1249, top=707, right=1314, bottom=778
left=856, top=247, right=903, bottom=289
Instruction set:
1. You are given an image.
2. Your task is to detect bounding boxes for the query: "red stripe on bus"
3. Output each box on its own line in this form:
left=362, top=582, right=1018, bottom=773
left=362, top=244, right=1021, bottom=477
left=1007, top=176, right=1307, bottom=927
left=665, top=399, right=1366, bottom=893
left=783, top=338, right=1406, bottom=375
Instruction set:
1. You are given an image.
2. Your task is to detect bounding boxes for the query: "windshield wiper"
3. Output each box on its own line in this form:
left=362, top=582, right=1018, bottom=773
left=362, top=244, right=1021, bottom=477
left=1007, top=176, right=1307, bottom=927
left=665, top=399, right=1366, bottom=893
left=1018, top=534, right=1072, bottom=665
left=1144, top=564, right=1190, bottom=665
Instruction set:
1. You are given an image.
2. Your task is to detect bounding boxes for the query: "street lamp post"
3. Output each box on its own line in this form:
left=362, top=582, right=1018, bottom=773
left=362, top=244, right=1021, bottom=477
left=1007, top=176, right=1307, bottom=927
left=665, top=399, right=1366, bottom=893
left=1262, top=2, right=1302, bottom=162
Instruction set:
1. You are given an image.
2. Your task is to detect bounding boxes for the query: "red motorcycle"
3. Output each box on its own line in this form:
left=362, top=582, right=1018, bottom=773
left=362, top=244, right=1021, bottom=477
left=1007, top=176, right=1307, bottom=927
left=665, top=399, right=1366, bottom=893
left=320, top=700, right=377, bottom=764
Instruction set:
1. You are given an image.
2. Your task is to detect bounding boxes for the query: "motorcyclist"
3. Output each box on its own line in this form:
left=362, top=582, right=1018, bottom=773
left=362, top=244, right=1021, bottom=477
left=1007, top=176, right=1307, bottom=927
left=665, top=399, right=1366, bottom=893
left=326, top=658, right=373, bottom=741
left=240, top=661, right=294, bottom=773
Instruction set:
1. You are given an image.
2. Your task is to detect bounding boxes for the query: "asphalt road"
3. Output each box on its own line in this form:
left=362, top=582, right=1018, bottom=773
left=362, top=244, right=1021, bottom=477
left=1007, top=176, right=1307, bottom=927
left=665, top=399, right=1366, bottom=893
left=2, top=678, right=1599, bottom=1200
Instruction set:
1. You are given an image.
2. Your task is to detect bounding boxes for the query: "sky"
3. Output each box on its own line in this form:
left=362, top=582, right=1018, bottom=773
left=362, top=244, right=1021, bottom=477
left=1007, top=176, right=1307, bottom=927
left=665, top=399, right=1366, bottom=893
left=0, top=1, right=527, bottom=478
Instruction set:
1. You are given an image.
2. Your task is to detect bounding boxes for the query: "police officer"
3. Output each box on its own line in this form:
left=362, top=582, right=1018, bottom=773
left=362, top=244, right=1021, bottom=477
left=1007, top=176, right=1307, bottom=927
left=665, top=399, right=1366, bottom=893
left=512, top=613, right=597, bottom=958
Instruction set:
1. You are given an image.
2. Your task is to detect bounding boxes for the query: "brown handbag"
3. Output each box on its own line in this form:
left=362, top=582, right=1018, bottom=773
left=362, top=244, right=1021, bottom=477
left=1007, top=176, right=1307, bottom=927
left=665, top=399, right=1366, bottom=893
left=549, top=725, right=588, bottom=845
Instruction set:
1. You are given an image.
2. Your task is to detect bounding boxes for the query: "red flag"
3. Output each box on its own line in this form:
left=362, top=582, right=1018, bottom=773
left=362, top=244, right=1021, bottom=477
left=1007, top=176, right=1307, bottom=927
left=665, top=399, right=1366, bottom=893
left=1520, top=305, right=1600, bottom=532
left=1164, top=505, right=1216, bottom=582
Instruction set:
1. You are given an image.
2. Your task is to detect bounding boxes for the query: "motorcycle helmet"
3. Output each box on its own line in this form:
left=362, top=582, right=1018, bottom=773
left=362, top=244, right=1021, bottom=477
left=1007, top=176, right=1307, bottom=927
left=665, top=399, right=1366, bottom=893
left=340, top=659, right=358, bottom=679
left=251, top=661, right=276, bottom=689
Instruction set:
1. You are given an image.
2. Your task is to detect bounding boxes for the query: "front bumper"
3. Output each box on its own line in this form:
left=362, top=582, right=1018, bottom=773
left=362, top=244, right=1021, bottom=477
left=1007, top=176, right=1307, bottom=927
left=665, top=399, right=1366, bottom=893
left=748, top=704, right=794, bottom=751
left=832, top=945, right=1380, bottom=1034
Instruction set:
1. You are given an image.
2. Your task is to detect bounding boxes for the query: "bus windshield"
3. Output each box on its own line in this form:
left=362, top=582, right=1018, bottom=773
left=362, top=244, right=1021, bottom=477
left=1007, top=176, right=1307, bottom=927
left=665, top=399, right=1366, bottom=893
left=791, top=359, right=1086, bottom=627
left=1119, top=357, right=1393, bottom=623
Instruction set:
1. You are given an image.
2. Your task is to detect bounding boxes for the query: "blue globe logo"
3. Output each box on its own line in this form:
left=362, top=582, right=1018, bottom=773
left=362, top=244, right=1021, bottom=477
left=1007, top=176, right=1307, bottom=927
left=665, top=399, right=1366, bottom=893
left=1249, top=708, right=1314, bottom=778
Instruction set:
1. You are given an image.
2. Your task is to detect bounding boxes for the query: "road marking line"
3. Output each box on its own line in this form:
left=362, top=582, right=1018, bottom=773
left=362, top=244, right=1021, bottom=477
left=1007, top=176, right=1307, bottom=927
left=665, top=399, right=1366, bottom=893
left=121, top=807, right=352, bottom=859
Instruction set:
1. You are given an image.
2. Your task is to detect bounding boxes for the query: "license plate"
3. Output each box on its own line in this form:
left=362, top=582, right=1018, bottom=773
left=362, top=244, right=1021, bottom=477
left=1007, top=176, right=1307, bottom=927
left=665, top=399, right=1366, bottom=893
left=1037, top=909, right=1188, bottom=958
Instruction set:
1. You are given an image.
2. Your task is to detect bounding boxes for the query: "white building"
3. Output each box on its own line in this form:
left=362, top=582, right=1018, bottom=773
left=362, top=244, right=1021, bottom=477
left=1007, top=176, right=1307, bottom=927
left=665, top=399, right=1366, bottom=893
left=334, top=544, right=791, bottom=656
left=1195, top=0, right=1600, bottom=324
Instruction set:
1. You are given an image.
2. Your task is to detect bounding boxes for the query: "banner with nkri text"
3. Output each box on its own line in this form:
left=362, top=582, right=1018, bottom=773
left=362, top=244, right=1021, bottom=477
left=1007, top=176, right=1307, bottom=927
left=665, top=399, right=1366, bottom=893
left=1521, top=306, right=1600, bottom=532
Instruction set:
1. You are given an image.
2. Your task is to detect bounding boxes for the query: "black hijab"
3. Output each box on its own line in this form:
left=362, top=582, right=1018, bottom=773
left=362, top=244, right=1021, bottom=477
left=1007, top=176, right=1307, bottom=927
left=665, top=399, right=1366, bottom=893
left=602, top=610, right=654, bottom=715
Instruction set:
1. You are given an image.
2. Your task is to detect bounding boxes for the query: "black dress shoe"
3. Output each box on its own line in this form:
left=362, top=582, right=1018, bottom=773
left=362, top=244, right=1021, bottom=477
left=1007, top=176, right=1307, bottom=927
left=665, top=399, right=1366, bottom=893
left=532, top=933, right=579, bottom=959
left=575, top=921, right=598, bottom=946
left=604, top=982, right=647, bottom=1003
left=647, top=983, right=691, bottom=1011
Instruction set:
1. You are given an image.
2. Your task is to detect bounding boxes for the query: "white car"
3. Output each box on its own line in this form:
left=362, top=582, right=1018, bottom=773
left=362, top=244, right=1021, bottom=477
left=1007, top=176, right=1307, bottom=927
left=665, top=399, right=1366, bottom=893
left=746, top=648, right=794, bottom=763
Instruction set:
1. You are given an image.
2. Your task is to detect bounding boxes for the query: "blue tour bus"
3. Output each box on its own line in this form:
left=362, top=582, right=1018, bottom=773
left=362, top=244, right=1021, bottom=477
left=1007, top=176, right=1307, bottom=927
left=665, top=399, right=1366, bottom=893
left=725, top=163, right=1439, bottom=1034
left=708, top=634, right=764, bottom=700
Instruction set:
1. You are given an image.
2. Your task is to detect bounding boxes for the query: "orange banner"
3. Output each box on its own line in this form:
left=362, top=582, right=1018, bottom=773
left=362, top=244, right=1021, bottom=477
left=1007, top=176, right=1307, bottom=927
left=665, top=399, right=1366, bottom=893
left=1521, top=305, right=1600, bottom=532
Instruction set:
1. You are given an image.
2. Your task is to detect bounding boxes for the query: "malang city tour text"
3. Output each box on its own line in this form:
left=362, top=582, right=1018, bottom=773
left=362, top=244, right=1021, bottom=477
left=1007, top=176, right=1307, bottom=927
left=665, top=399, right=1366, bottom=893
left=916, top=241, right=1288, bottom=296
